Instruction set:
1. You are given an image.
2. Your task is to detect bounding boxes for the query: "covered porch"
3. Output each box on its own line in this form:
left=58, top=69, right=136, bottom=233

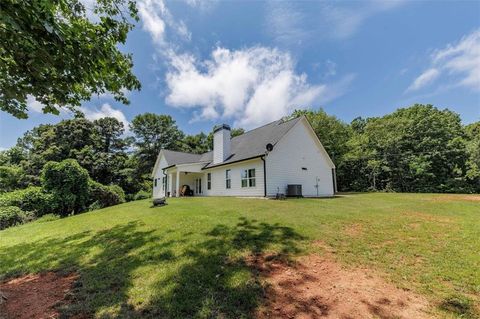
left=165, top=162, right=206, bottom=197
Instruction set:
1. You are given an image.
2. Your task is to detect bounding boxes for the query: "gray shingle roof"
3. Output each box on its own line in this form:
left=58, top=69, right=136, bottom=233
left=203, top=116, right=301, bottom=168
left=161, top=116, right=302, bottom=169
left=162, top=150, right=204, bottom=166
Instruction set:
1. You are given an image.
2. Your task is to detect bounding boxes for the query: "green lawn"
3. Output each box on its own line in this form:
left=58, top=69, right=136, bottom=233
left=0, top=193, right=479, bottom=318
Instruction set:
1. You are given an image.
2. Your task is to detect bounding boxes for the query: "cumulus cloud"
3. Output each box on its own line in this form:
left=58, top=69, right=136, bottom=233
left=165, top=47, right=353, bottom=128
left=408, top=29, right=480, bottom=92
left=81, top=103, right=130, bottom=132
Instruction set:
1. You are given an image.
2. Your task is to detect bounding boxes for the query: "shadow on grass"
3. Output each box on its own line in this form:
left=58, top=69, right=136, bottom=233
left=0, top=217, right=305, bottom=318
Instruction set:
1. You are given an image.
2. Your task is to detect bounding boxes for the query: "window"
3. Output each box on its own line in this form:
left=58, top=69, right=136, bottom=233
left=207, top=173, right=211, bottom=190
left=154, top=178, right=157, bottom=187
left=162, top=176, right=167, bottom=192
left=241, top=169, right=255, bottom=187
left=225, top=169, right=231, bottom=189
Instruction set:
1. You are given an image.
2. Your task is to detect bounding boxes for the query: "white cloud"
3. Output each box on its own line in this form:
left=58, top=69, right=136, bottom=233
left=27, top=95, right=44, bottom=113
left=408, top=29, right=480, bottom=92
left=165, top=47, right=353, bottom=128
left=432, top=29, right=480, bottom=90
left=137, top=0, right=191, bottom=46
left=321, top=1, right=405, bottom=39
left=266, top=0, right=405, bottom=44
left=81, top=103, right=130, bottom=132
left=265, top=2, right=309, bottom=46
left=406, top=68, right=440, bottom=92
left=137, top=0, right=167, bottom=44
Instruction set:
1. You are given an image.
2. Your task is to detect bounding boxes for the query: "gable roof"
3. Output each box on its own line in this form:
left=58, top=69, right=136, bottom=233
left=202, top=116, right=302, bottom=168
left=162, top=149, right=204, bottom=165
left=152, top=116, right=305, bottom=174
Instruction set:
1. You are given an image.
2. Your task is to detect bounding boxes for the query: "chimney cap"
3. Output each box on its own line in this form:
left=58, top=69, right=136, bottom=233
left=213, top=124, right=231, bottom=133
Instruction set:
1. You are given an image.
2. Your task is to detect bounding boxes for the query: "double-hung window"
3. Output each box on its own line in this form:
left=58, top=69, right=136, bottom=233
left=207, top=173, right=211, bottom=190
left=225, top=169, right=231, bottom=189
left=241, top=169, right=256, bottom=187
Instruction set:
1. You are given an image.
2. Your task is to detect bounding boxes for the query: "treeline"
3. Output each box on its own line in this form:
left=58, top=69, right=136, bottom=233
left=294, top=104, right=479, bottom=193
left=0, top=104, right=478, bottom=228
left=0, top=113, right=236, bottom=201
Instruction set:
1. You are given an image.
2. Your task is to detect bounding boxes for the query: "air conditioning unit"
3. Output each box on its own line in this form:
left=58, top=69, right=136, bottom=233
left=287, top=184, right=302, bottom=197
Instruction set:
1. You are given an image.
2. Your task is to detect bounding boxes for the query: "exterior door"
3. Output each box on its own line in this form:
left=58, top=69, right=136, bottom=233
left=195, top=178, right=202, bottom=195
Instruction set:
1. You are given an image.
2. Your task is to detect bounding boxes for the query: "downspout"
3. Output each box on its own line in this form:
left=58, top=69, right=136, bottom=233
left=332, top=168, right=337, bottom=195
left=261, top=156, right=267, bottom=197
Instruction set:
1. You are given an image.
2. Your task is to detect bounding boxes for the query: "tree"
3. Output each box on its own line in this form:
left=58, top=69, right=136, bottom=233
left=41, top=159, right=90, bottom=215
left=93, top=117, right=128, bottom=153
left=205, top=127, right=245, bottom=151
left=181, top=132, right=210, bottom=154
left=291, top=109, right=351, bottom=165
left=130, top=113, right=184, bottom=175
left=1, top=0, right=141, bottom=118
left=342, top=104, right=469, bottom=192
left=0, top=166, right=25, bottom=193
left=465, top=122, right=480, bottom=191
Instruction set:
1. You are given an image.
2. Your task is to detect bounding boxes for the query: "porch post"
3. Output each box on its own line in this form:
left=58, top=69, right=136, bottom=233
left=168, top=173, right=173, bottom=197
left=176, top=170, right=180, bottom=197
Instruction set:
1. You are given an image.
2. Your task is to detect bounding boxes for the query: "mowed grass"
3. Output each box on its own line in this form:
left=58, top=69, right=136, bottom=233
left=0, top=193, right=479, bottom=318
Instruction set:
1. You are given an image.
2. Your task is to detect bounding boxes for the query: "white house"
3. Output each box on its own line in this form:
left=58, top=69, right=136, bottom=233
left=151, top=116, right=337, bottom=198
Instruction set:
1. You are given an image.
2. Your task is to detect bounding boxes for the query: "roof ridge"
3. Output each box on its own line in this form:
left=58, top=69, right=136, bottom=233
left=162, top=149, right=202, bottom=156
left=231, top=116, right=300, bottom=141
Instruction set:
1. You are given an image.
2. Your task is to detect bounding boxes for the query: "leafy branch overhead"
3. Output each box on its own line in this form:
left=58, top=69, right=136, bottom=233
left=0, top=0, right=141, bottom=118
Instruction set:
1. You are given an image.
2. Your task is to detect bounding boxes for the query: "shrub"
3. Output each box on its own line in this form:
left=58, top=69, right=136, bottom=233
left=109, top=185, right=126, bottom=204
left=0, top=206, right=34, bottom=230
left=134, top=190, right=151, bottom=200
left=88, top=180, right=126, bottom=210
left=0, top=186, right=56, bottom=217
left=41, top=159, right=89, bottom=216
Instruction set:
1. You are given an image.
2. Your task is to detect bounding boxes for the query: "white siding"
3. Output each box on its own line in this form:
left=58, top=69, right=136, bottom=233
left=266, top=119, right=334, bottom=197
left=152, top=155, right=168, bottom=198
left=203, top=158, right=264, bottom=197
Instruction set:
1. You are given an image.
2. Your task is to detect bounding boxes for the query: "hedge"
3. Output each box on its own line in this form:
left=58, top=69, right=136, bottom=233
left=0, top=206, right=34, bottom=230
left=88, top=180, right=126, bottom=209
left=0, top=186, right=57, bottom=217
left=134, top=190, right=151, bottom=201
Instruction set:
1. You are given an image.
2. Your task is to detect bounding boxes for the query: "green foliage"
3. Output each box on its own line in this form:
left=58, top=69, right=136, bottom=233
left=292, top=109, right=352, bottom=165
left=0, top=206, right=34, bottom=230
left=0, top=165, right=25, bottom=193
left=0, top=186, right=56, bottom=217
left=88, top=180, right=126, bottom=210
left=339, top=104, right=477, bottom=193
left=0, top=0, right=141, bottom=118
left=181, top=132, right=211, bottom=154
left=41, top=159, right=89, bottom=215
left=133, top=190, right=151, bottom=201
left=1, top=105, right=477, bottom=198
left=130, top=113, right=184, bottom=175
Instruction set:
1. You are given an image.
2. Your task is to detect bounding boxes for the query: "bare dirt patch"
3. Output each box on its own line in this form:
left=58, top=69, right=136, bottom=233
left=343, top=224, right=363, bottom=237
left=425, top=194, right=480, bottom=203
left=401, top=210, right=454, bottom=224
left=251, top=254, right=433, bottom=319
left=0, top=272, right=78, bottom=319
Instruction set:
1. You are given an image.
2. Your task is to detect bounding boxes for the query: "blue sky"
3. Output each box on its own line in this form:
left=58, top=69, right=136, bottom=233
left=1, top=0, right=479, bottom=149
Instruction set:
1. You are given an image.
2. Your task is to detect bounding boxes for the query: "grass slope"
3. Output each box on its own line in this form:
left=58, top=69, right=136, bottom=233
left=0, top=193, right=479, bottom=318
